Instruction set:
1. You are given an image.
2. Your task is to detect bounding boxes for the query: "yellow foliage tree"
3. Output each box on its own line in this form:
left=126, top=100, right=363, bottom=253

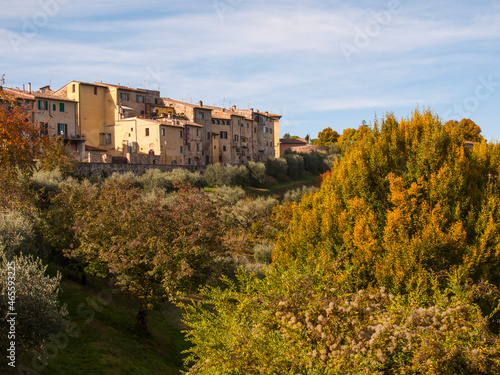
left=274, top=108, right=500, bottom=295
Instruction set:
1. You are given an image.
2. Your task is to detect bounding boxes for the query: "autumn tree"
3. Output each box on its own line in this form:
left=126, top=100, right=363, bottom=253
left=445, top=118, right=483, bottom=142
left=66, top=180, right=225, bottom=330
left=312, top=127, right=339, bottom=146
left=274, top=108, right=500, bottom=296
left=0, top=79, right=41, bottom=176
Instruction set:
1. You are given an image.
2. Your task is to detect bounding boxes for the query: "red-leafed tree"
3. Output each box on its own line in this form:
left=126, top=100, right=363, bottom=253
left=0, top=76, right=41, bottom=176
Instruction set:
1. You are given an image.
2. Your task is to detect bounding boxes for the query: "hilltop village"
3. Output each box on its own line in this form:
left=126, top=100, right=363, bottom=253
left=1, top=81, right=282, bottom=166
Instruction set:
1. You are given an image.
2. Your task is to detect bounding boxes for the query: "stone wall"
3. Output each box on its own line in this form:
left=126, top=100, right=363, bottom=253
left=75, top=162, right=207, bottom=178
left=126, top=153, right=161, bottom=165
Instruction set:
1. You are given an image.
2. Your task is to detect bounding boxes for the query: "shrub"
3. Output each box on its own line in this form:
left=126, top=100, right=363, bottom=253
left=302, top=151, right=329, bottom=174
left=0, top=253, right=68, bottom=369
left=209, top=186, right=246, bottom=206
left=229, top=197, right=278, bottom=229
left=283, top=153, right=305, bottom=179
left=0, top=210, right=40, bottom=258
left=283, top=185, right=318, bottom=203
left=29, top=169, right=77, bottom=194
left=253, top=240, right=274, bottom=264
left=266, top=158, right=288, bottom=182
left=246, top=162, right=268, bottom=187
left=205, top=164, right=250, bottom=187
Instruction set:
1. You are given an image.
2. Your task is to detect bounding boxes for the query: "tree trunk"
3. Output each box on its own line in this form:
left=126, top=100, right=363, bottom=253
left=78, top=266, right=87, bottom=285
left=136, top=305, right=148, bottom=331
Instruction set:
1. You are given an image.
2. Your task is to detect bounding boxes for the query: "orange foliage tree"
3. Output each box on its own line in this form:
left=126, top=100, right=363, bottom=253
left=0, top=78, right=41, bottom=176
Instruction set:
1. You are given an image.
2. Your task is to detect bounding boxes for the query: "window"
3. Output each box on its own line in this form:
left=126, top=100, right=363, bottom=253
left=38, top=100, right=48, bottom=110
left=220, top=131, right=228, bottom=139
left=72, top=84, right=75, bottom=93
left=188, top=158, right=191, bottom=165
left=57, top=123, right=67, bottom=136
left=234, top=135, right=239, bottom=142
left=196, top=143, right=200, bottom=151
left=216, top=120, right=220, bottom=125
left=131, top=127, right=133, bottom=131
left=180, top=131, right=183, bottom=138
left=199, top=112, right=205, bottom=119
left=52, top=104, right=56, bottom=111
left=254, top=127, right=256, bottom=133
left=145, top=128, right=150, bottom=136
left=136, top=95, right=145, bottom=103
left=223, top=145, right=226, bottom=152
left=270, top=128, right=273, bottom=134
left=180, top=146, right=183, bottom=153
left=187, top=127, right=190, bottom=135
left=94, top=86, right=98, bottom=95
left=211, top=120, right=215, bottom=124
left=120, top=92, right=130, bottom=101
left=59, top=103, right=65, bottom=112
left=188, top=143, right=191, bottom=151
left=105, top=132, right=112, bottom=145
left=161, top=128, right=165, bottom=137
left=207, top=131, right=211, bottom=139
left=196, top=129, right=199, bottom=136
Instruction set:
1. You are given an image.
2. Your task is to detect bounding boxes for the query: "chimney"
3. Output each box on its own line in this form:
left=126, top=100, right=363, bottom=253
left=250, top=108, right=253, bottom=112
left=198, top=100, right=203, bottom=107
left=232, top=105, right=236, bottom=110
left=265, top=111, right=269, bottom=116
left=28, top=83, right=31, bottom=93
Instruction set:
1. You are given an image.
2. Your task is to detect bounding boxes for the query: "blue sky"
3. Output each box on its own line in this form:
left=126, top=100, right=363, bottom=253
left=1, top=0, right=500, bottom=140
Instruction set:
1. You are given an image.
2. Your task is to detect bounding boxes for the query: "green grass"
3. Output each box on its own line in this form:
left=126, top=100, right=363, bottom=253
left=34, top=275, right=190, bottom=375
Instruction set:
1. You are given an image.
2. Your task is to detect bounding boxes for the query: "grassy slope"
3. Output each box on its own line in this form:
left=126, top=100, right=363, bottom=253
left=40, top=275, right=189, bottom=375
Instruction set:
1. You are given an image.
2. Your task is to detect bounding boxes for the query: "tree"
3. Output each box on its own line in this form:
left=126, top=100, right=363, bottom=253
left=38, top=136, right=76, bottom=176
left=0, top=253, right=69, bottom=372
left=274, top=108, right=500, bottom=295
left=312, top=127, right=339, bottom=146
left=445, top=118, right=482, bottom=142
left=180, top=109, right=500, bottom=374
left=66, top=180, right=225, bottom=330
left=0, top=77, right=42, bottom=176
left=305, top=134, right=310, bottom=144
left=282, top=133, right=291, bottom=139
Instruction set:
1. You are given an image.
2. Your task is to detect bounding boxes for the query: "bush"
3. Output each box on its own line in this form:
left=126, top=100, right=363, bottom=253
left=246, top=162, right=268, bottom=187
left=0, top=210, right=40, bottom=258
left=209, top=186, right=246, bottom=206
left=205, top=164, right=250, bottom=187
left=266, top=158, right=288, bottom=182
left=29, top=169, right=77, bottom=194
left=302, top=151, right=329, bottom=174
left=283, top=153, right=305, bottom=179
left=283, top=185, right=318, bottom=203
left=0, top=253, right=69, bottom=369
left=229, top=197, right=278, bottom=229
left=253, top=240, right=274, bottom=264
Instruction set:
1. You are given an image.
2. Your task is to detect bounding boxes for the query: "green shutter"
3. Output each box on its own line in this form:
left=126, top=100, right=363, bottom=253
left=60, top=103, right=65, bottom=112
left=53, top=104, right=56, bottom=111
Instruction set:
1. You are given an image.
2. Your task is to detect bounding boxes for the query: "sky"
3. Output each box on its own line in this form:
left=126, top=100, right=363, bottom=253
left=1, top=0, right=500, bottom=140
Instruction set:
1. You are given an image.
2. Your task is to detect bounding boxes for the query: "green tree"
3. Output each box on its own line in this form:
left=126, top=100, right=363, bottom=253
left=282, top=133, right=291, bottom=139
left=38, top=136, right=76, bottom=176
left=66, top=180, right=225, bottom=330
left=0, top=253, right=69, bottom=372
left=312, top=127, right=339, bottom=146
